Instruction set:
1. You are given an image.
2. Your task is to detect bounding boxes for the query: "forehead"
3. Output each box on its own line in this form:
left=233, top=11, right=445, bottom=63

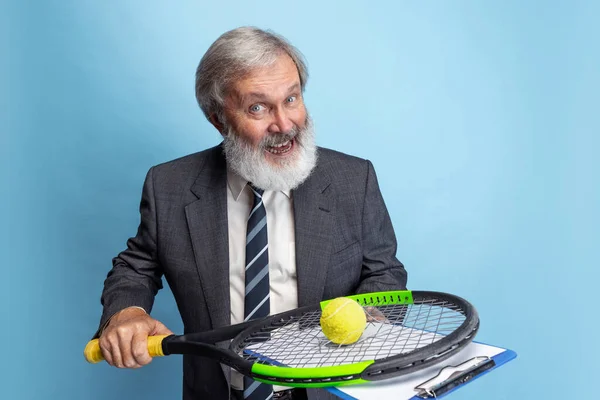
left=229, top=54, right=300, bottom=101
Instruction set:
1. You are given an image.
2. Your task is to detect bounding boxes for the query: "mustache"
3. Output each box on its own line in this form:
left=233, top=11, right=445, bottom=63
left=260, top=127, right=300, bottom=148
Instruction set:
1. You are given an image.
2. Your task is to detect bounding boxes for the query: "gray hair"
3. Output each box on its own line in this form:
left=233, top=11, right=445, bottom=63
left=195, top=27, right=309, bottom=122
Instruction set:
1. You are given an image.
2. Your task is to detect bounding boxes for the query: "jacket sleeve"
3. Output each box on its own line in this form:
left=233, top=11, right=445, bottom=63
left=93, top=167, right=164, bottom=337
left=355, top=160, right=408, bottom=294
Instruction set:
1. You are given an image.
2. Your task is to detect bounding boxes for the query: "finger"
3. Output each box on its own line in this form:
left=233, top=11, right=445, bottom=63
left=131, top=332, right=152, bottom=366
left=365, top=307, right=389, bottom=323
left=116, top=327, right=140, bottom=369
left=99, top=336, right=114, bottom=366
left=152, top=321, right=174, bottom=336
left=107, top=333, right=125, bottom=368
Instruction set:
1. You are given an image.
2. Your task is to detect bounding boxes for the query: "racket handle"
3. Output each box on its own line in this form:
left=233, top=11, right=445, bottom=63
left=84, top=335, right=169, bottom=364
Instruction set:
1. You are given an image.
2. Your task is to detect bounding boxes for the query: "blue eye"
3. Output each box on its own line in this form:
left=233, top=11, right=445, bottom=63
left=286, top=96, right=296, bottom=103
left=250, top=104, right=264, bottom=113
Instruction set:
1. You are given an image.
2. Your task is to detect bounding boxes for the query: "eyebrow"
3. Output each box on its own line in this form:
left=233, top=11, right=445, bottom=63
left=242, top=83, right=301, bottom=103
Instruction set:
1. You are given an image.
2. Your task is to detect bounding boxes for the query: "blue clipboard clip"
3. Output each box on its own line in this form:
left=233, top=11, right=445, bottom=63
left=414, top=356, right=496, bottom=398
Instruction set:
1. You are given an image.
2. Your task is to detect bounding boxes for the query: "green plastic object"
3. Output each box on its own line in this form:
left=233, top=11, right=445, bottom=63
left=320, top=290, right=414, bottom=309
left=251, top=360, right=373, bottom=388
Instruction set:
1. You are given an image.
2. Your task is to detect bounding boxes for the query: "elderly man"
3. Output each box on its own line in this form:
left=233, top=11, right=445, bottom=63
left=95, top=27, right=407, bottom=400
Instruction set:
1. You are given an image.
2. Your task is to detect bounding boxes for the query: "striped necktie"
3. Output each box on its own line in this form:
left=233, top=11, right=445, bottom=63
left=243, top=185, right=273, bottom=400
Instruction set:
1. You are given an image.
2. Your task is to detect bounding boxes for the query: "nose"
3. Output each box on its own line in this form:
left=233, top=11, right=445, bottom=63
left=268, top=107, right=294, bottom=134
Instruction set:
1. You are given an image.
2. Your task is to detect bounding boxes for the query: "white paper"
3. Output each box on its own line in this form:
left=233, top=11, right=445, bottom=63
left=327, top=341, right=505, bottom=400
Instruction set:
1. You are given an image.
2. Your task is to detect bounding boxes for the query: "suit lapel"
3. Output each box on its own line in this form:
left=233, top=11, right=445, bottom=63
left=185, top=146, right=231, bottom=329
left=294, top=163, right=335, bottom=306
left=183, top=146, right=334, bottom=323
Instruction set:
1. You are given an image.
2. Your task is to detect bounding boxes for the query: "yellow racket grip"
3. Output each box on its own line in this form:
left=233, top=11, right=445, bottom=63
left=84, top=335, right=169, bottom=364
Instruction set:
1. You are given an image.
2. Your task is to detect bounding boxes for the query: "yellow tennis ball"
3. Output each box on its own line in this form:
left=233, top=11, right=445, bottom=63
left=320, top=297, right=367, bottom=345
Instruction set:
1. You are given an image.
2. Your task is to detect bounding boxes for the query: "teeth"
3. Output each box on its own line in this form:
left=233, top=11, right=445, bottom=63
left=267, top=140, right=292, bottom=154
left=272, top=140, right=290, bottom=148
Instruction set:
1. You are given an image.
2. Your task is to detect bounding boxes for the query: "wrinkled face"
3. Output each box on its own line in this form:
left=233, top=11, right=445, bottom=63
left=217, top=53, right=317, bottom=191
left=222, top=53, right=308, bottom=167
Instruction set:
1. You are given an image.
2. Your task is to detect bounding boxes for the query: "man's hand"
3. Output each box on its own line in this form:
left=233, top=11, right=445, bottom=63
left=99, top=307, right=173, bottom=369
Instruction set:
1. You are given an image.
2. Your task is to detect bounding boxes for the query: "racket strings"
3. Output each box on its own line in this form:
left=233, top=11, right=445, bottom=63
left=240, top=299, right=467, bottom=369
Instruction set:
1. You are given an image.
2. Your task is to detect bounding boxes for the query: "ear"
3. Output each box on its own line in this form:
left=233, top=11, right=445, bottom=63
left=208, top=113, right=226, bottom=135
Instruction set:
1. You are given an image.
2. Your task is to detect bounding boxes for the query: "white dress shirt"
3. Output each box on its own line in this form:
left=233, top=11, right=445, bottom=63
left=227, top=169, right=298, bottom=390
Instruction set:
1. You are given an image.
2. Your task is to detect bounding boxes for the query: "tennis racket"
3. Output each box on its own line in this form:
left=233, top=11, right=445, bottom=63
left=84, top=290, right=479, bottom=388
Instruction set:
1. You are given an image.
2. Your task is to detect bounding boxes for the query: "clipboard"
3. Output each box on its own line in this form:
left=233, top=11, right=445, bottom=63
left=326, top=341, right=517, bottom=399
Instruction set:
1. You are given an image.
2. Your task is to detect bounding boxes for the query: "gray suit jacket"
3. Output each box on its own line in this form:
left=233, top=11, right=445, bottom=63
left=98, top=144, right=407, bottom=399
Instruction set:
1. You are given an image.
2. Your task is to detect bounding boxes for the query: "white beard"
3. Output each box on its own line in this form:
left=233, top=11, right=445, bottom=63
left=222, top=116, right=317, bottom=191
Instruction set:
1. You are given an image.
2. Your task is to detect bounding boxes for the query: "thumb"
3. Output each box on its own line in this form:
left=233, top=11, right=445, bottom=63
left=150, top=319, right=174, bottom=336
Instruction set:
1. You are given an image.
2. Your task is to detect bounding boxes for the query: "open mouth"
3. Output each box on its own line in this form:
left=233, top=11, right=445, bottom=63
left=265, top=138, right=294, bottom=155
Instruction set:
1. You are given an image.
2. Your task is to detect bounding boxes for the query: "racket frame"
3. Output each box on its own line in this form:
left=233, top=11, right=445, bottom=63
left=160, top=290, right=479, bottom=388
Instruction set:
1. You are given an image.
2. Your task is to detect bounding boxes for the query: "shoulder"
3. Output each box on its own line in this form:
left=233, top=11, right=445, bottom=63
left=317, top=147, right=364, bottom=162
left=149, top=145, right=222, bottom=175
left=315, top=147, right=373, bottom=181
left=154, top=145, right=221, bottom=171
left=144, top=145, right=224, bottom=189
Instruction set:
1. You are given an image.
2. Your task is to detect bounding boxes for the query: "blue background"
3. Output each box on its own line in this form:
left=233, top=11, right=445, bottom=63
left=2, top=1, right=598, bottom=399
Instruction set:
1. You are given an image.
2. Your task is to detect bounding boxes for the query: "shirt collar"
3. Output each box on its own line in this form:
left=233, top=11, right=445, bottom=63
left=226, top=168, right=291, bottom=201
